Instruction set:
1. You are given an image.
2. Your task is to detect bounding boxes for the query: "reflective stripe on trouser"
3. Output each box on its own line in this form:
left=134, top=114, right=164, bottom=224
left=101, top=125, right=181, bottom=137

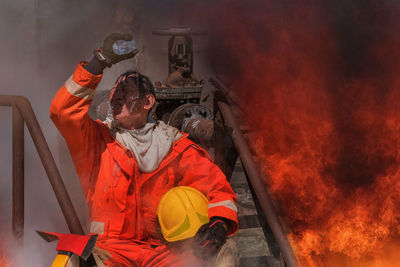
left=90, top=221, right=105, bottom=235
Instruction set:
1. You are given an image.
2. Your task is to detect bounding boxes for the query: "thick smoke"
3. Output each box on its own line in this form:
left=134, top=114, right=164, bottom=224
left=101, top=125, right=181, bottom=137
left=3, top=0, right=398, bottom=266
left=0, top=0, right=212, bottom=265
left=0, top=1, right=118, bottom=264
left=189, top=0, right=400, bottom=265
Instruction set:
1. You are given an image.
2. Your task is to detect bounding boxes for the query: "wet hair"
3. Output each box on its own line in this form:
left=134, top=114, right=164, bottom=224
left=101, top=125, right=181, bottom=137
left=113, top=70, right=156, bottom=99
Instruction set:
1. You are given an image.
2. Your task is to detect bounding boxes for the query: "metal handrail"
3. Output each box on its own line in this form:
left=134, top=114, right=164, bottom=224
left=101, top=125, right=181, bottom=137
left=211, top=83, right=298, bottom=267
left=0, top=95, right=84, bottom=241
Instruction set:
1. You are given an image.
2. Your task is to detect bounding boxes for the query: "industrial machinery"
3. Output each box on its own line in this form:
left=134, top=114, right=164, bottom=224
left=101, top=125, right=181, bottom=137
left=151, top=26, right=215, bottom=149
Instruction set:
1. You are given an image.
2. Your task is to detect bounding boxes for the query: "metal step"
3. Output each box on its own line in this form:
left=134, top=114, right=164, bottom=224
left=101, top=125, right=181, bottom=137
left=230, top=159, right=281, bottom=266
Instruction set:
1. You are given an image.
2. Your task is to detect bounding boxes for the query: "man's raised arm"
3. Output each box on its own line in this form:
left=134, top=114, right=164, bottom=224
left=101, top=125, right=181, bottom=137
left=49, top=33, right=138, bottom=195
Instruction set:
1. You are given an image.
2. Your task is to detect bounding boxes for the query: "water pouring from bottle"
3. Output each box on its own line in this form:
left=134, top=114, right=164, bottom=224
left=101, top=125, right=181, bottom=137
left=112, top=40, right=137, bottom=55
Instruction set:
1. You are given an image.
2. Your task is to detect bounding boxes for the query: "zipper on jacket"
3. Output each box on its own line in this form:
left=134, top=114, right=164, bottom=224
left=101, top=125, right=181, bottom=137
left=136, top=178, right=142, bottom=240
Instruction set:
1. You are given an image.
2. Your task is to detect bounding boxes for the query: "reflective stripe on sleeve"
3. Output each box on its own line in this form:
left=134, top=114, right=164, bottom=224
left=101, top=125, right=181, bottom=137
left=208, top=200, right=237, bottom=212
left=65, top=75, right=95, bottom=100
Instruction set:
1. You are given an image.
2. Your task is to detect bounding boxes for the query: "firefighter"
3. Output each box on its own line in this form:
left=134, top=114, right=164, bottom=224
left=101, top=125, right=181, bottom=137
left=50, top=33, right=238, bottom=266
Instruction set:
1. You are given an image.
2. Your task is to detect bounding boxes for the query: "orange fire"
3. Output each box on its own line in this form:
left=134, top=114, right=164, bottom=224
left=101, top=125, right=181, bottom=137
left=192, top=0, right=400, bottom=265
left=0, top=242, right=11, bottom=267
left=249, top=79, right=400, bottom=266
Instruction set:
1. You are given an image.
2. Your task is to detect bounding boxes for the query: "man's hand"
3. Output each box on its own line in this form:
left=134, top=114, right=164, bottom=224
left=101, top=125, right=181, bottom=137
left=192, top=217, right=228, bottom=259
left=94, top=33, right=138, bottom=67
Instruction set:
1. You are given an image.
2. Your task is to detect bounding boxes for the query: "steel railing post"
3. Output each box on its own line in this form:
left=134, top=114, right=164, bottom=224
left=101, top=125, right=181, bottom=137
left=12, top=105, right=24, bottom=242
left=0, top=95, right=84, bottom=240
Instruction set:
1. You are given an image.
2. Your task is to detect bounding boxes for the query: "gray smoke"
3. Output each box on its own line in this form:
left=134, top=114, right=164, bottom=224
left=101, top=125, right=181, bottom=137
left=0, top=0, right=212, bottom=266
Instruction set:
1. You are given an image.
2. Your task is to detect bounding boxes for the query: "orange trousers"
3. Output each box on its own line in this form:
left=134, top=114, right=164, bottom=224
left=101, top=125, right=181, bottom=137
left=97, top=239, right=205, bottom=267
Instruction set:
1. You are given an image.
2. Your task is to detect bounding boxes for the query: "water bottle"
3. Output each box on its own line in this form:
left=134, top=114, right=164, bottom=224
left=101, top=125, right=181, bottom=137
left=112, top=40, right=137, bottom=55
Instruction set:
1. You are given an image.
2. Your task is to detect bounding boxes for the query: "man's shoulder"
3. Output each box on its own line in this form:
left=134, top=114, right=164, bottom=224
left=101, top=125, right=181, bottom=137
left=172, top=134, right=193, bottom=152
left=173, top=136, right=214, bottom=162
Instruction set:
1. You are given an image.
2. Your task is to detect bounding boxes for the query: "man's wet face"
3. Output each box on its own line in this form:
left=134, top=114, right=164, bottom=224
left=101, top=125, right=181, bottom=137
left=109, top=79, right=143, bottom=122
left=109, top=84, right=125, bottom=117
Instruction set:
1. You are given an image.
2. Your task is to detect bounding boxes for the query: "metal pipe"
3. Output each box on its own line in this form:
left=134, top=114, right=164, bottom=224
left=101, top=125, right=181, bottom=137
left=217, top=101, right=298, bottom=267
left=182, top=117, right=214, bottom=147
left=210, top=77, right=259, bottom=131
left=0, top=95, right=84, bottom=236
left=12, top=105, right=24, bottom=242
left=209, top=77, right=242, bottom=107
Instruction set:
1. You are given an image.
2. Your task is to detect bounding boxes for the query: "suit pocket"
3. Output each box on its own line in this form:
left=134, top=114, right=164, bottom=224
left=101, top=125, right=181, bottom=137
left=112, top=163, right=130, bottom=212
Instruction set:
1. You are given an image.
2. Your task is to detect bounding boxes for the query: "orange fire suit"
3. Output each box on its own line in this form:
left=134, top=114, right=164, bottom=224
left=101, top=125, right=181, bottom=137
left=49, top=62, right=238, bottom=266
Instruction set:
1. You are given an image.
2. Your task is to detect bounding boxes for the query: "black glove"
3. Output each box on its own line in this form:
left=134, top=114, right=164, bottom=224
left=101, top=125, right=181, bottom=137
left=94, top=33, right=138, bottom=67
left=192, top=217, right=228, bottom=259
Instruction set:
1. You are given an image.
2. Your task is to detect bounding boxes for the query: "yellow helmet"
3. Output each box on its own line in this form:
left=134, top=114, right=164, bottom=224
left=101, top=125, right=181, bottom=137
left=157, top=186, right=210, bottom=242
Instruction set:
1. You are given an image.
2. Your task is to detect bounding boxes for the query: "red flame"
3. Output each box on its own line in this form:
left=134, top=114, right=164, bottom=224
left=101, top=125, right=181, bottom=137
left=0, top=241, right=11, bottom=267
left=190, top=0, right=400, bottom=265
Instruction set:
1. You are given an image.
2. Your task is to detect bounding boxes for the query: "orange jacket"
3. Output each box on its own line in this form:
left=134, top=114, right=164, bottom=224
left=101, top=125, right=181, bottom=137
left=50, top=62, right=238, bottom=243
